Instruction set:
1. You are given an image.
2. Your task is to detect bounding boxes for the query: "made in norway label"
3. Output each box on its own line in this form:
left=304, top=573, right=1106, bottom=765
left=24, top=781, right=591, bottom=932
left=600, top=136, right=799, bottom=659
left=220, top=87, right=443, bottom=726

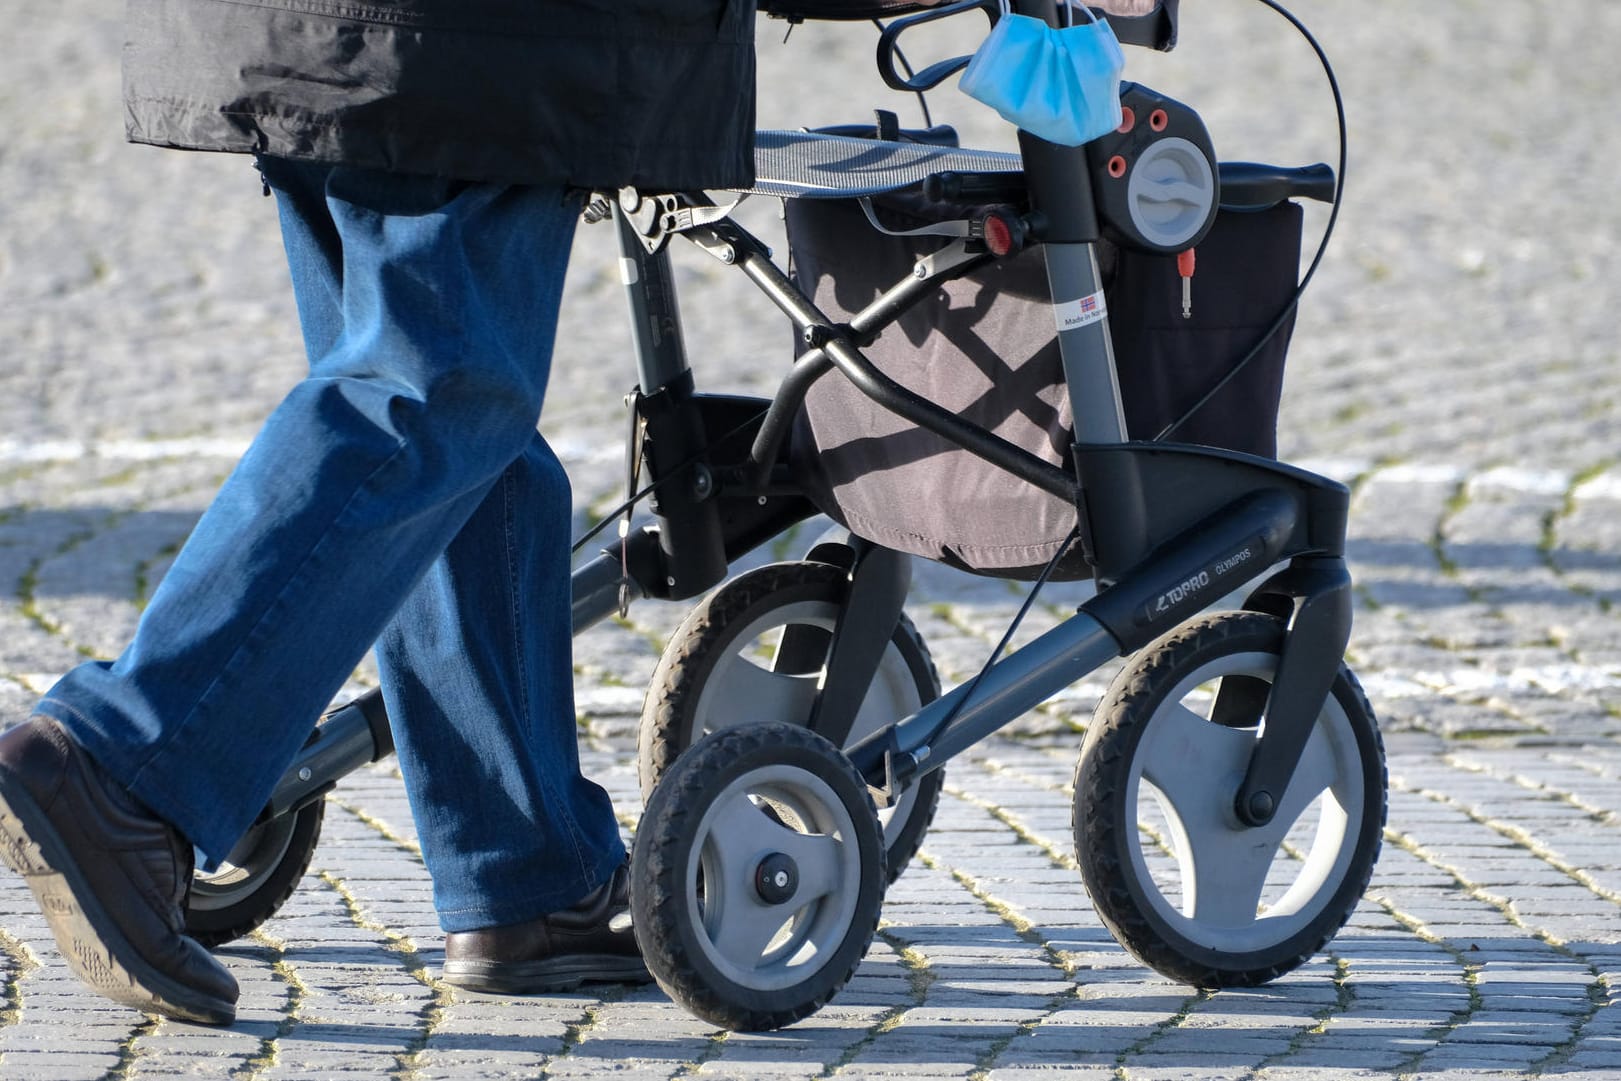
left=1054, top=290, right=1107, bottom=332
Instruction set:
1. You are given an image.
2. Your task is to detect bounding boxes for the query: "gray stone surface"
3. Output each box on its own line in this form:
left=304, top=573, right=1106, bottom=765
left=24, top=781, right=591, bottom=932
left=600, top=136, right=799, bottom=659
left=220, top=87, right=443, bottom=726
left=3, top=0, right=1621, bottom=1077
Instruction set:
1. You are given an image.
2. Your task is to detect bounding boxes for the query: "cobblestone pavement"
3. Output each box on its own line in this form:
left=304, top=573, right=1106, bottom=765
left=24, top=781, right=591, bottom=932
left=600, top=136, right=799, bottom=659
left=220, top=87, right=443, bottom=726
left=3, top=0, right=1620, bottom=1078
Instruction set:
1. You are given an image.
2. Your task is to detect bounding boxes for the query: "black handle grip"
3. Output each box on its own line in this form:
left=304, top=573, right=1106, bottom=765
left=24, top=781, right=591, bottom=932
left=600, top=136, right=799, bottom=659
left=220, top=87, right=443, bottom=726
left=922, top=170, right=1026, bottom=204
left=876, top=0, right=997, bottom=93
left=1217, top=162, right=1337, bottom=210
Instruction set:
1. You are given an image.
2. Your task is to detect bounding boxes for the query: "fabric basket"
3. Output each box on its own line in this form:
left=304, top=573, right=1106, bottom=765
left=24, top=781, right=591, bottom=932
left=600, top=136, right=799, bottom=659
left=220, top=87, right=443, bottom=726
left=786, top=188, right=1303, bottom=579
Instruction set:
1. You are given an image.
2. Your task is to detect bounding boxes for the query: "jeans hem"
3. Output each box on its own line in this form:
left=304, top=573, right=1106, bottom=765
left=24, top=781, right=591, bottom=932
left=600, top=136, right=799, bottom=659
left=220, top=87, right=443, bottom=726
left=435, top=843, right=626, bottom=934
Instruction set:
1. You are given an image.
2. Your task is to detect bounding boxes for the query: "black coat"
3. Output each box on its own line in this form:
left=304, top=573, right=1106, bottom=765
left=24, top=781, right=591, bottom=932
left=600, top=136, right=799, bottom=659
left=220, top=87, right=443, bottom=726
left=122, top=0, right=757, bottom=190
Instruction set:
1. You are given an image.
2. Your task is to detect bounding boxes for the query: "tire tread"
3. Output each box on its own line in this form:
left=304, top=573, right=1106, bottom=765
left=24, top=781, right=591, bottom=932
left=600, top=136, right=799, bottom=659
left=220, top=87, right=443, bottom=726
left=1074, top=611, right=1386, bottom=988
left=637, top=561, right=941, bottom=883
left=633, top=723, right=884, bottom=1031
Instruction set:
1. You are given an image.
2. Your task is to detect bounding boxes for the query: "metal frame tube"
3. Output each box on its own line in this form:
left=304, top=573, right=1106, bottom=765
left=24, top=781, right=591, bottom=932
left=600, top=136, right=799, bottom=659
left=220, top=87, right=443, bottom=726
left=1045, top=243, right=1129, bottom=443
left=617, top=212, right=693, bottom=392
left=848, top=611, right=1121, bottom=782
left=711, top=220, right=1079, bottom=503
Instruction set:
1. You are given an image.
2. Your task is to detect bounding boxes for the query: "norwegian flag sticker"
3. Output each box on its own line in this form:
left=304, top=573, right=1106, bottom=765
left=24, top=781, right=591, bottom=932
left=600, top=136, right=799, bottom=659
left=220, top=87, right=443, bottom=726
left=1055, top=290, right=1108, bottom=332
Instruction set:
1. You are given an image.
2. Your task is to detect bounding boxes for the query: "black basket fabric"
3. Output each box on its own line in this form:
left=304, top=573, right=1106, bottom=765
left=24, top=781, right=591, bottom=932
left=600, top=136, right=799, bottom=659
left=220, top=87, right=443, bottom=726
left=786, top=196, right=1303, bottom=579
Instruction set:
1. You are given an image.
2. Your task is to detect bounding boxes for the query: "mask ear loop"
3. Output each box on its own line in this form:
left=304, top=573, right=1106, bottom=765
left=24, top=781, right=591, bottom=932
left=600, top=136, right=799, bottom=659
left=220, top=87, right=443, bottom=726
left=1060, top=1, right=1104, bottom=29
left=1000, top=0, right=1092, bottom=27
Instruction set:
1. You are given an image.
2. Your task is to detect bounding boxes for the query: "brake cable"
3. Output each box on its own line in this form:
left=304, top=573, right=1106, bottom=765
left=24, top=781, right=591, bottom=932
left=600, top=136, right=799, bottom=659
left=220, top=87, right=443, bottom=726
left=1153, top=0, right=1348, bottom=442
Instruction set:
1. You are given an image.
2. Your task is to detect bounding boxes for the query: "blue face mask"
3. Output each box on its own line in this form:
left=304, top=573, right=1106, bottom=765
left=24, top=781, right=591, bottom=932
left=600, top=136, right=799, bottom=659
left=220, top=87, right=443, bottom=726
left=958, top=3, right=1126, bottom=147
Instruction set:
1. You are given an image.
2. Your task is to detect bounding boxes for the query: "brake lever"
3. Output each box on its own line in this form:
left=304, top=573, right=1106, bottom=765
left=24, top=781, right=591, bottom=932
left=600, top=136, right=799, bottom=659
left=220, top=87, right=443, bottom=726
left=876, top=0, right=1000, bottom=93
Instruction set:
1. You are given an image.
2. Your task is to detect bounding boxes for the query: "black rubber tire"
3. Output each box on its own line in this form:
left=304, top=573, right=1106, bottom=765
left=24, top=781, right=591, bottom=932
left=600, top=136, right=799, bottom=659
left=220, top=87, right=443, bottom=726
left=631, top=722, right=885, bottom=1031
left=1074, top=610, right=1386, bottom=988
left=185, top=801, right=324, bottom=947
left=639, top=560, right=942, bottom=883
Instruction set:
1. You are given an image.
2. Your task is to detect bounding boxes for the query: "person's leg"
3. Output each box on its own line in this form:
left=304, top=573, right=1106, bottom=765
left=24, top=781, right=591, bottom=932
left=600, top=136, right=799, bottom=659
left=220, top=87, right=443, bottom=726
left=297, top=160, right=639, bottom=986
left=29, top=161, right=578, bottom=862
left=376, top=432, right=625, bottom=933
left=0, top=159, right=595, bottom=1022
left=268, top=156, right=626, bottom=930
left=377, top=432, right=648, bottom=993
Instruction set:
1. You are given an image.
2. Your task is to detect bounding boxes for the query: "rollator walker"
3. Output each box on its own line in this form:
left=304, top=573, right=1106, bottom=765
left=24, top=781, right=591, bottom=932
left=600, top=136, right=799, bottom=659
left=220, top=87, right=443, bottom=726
left=184, top=0, right=1387, bottom=1034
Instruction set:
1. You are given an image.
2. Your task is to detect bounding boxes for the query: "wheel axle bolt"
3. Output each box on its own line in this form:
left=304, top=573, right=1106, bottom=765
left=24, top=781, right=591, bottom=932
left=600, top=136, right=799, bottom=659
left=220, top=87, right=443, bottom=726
left=1246, top=790, right=1275, bottom=823
left=754, top=852, right=798, bottom=905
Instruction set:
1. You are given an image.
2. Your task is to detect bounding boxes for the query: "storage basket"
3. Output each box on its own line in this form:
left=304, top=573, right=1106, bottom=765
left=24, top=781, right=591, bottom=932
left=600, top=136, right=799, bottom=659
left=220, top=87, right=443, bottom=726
left=786, top=187, right=1303, bottom=579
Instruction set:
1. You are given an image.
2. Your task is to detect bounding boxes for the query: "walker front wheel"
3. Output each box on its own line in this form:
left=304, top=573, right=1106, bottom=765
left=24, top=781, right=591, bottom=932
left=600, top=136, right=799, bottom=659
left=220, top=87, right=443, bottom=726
left=1075, top=611, right=1385, bottom=987
left=631, top=723, right=884, bottom=1031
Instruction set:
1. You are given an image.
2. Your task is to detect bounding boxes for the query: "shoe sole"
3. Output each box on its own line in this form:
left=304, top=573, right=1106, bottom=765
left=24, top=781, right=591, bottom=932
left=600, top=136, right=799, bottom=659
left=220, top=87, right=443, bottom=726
left=0, top=774, right=237, bottom=1025
left=441, top=955, right=653, bottom=995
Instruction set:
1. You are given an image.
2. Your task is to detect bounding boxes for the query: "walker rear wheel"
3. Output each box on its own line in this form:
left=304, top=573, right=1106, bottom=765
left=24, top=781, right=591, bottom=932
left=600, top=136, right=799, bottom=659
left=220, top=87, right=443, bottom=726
left=185, top=801, right=324, bottom=947
left=639, top=560, right=942, bottom=883
left=1075, top=611, right=1385, bottom=987
left=631, top=722, right=884, bottom=1031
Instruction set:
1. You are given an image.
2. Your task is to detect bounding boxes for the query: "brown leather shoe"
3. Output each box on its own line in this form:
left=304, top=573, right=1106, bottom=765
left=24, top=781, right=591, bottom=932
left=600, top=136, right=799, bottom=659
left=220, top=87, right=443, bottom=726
left=441, top=861, right=651, bottom=994
left=0, top=718, right=238, bottom=1024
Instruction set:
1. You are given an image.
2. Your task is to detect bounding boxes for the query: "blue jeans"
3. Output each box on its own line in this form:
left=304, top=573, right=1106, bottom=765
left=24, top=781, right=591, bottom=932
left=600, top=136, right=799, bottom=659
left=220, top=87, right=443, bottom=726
left=36, top=158, right=625, bottom=932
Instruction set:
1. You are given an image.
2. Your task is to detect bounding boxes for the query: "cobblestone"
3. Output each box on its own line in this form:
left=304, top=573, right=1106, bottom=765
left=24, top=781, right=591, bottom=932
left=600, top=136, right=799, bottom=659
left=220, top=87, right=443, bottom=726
left=3, top=0, right=1621, bottom=1077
